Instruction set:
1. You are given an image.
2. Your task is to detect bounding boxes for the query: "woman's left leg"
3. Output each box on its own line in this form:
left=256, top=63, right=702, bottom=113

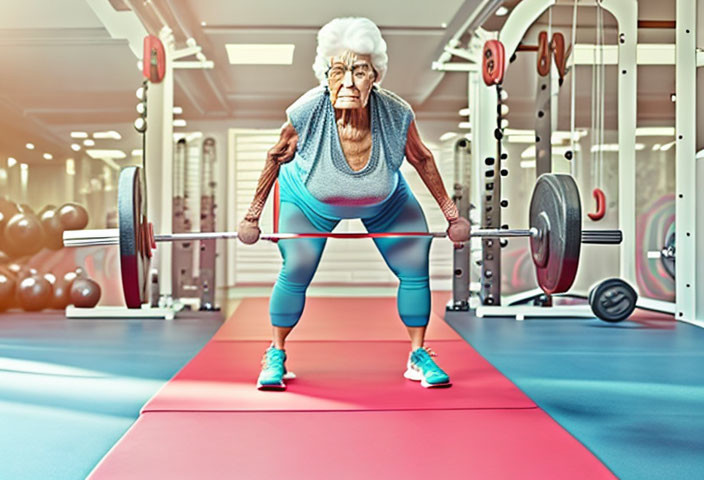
left=362, top=186, right=450, bottom=387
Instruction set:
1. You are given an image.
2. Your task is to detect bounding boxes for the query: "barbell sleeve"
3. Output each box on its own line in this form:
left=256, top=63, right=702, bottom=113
left=581, top=229, right=623, bottom=244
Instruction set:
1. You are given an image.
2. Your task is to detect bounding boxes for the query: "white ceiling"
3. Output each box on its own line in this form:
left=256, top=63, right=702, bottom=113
left=0, top=0, right=682, bottom=168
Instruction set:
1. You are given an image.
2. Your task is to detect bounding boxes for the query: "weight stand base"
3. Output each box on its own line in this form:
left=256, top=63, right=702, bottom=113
left=65, top=305, right=178, bottom=320
left=475, top=304, right=594, bottom=321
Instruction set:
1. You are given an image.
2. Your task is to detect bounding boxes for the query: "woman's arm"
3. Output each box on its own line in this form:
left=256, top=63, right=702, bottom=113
left=404, top=121, right=469, bottom=242
left=238, top=123, right=298, bottom=244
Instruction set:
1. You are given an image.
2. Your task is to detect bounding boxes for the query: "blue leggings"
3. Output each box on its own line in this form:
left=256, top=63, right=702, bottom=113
left=270, top=184, right=432, bottom=328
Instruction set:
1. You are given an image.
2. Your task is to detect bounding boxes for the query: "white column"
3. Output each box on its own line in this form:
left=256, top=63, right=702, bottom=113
left=677, top=0, right=701, bottom=325
left=600, top=0, right=638, bottom=289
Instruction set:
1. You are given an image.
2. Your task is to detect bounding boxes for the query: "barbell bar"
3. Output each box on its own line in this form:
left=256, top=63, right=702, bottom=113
left=63, top=227, right=621, bottom=248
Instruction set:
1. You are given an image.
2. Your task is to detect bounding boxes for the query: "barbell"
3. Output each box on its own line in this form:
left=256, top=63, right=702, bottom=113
left=63, top=166, right=622, bottom=308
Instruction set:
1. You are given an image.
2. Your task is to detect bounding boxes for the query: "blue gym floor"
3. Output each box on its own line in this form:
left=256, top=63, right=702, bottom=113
left=1, top=306, right=702, bottom=479
left=446, top=310, right=704, bottom=480
left=0, top=311, right=223, bottom=480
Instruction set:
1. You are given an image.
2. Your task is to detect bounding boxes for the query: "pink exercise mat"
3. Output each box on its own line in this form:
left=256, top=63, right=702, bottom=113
left=142, top=340, right=535, bottom=413
left=90, top=410, right=616, bottom=480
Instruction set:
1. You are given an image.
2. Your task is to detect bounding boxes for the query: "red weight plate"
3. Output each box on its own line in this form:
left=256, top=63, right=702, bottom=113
left=482, top=40, right=505, bottom=86
left=529, top=174, right=581, bottom=294
left=143, top=35, right=166, bottom=83
left=118, top=166, right=151, bottom=308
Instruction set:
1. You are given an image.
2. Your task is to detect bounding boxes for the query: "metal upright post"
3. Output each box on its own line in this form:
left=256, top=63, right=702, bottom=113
left=146, top=27, right=175, bottom=299
left=450, top=139, right=472, bottom=310
left=471, top=69, right=502, bottom=305
left=675, top=0, right=701, bottom=325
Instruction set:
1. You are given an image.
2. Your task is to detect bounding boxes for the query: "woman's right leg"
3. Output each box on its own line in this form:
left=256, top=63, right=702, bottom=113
left=269, top=201, right=337, bottom=345
left=259, top=201, right=336, bottom=390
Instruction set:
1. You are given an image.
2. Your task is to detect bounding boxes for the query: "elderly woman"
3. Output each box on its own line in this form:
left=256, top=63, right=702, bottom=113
left=239, top=17, right=469, bottom=390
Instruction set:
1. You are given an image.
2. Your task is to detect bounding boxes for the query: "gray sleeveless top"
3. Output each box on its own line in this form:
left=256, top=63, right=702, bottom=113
left=282, top=85, right=414, bottom=206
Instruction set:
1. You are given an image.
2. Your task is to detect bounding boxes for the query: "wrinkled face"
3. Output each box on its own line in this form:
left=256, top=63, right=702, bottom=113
left=327, top=51, right=377, bottom=110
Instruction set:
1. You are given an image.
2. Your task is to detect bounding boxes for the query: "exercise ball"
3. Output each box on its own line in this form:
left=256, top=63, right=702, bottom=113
left=16, top=275, right=52, bottom=311
left=58, top=203, right=89, bottom=231
left=70, top=278, right=101, bottom=308
left=4, top=213, right=45, bottom=257
left=40, top=209, right=65, bottom=250
left=49, top=278, right=72, bottom=310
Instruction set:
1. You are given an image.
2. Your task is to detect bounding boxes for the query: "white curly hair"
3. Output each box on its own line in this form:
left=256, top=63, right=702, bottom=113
left=312, top=17, right=388, bottom=85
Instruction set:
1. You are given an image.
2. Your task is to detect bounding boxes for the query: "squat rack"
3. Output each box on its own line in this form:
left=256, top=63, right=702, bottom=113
left=435, top=0, right=702, bottom=326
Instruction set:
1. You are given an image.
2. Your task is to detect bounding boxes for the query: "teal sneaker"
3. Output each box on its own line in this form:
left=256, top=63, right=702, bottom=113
left=257, top=346, right=294, bottom=391
left=404, top=347, right=452, bottom=388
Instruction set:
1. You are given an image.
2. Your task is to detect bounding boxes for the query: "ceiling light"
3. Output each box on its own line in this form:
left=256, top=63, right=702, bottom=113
left=26, top=143, right=35, bottom=150
left=71, top=144, right=81, bottom=151
left=635, top=127, right=675, bottom=136
left=500, top=104, right=509, bottom=115
left=7, top=157, right=17, bottom=167
left=83, top=139, right=95, bottom=147
left=671, top=93, right=676, bottom=102
left=458, top=122, right=472, bottom=129
left=93, top=131, right=122, bottom=140
left=520, top=160, right=536, bottom=169
left=439, top=132, right=458, bottom=142
left=85, top=149, right=127, bottom=160
left=495, top=6, right=509, bottom=16
left=70, top=131, right=88, bottom=139
left=43, top=153, right=53, bottom=160
left=173, top=119, right=187, bottom=127
left=131, top=149, right=143, bottom=156
left=500, top=119, right=509, bottom=128
left=173, top=106, right=183, bottom=115
left=591, top=143, right=645, bottom=152
left=500, top=90, right=508, bottom=101
left=201, top=21, right=207, bottom=27
left=458, top=108, right=470, bottom=116
left=226, top=44, right=295, bottom=65
left=651, top=143, right=662, bottom=151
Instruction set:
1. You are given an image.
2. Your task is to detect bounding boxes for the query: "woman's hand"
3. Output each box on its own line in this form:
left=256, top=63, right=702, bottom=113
left=446, top=217, right=470, bottom=243
left=238, top=219, right=261, bottom=244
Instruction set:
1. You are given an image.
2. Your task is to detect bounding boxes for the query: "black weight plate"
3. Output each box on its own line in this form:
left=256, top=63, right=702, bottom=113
left=589, top=278, right=638, bottom=323
left=118, top=166, right=150, bottom=308
left=661, top=225, right=675, bottom=279
left=529, top=174, right=581, bottom=294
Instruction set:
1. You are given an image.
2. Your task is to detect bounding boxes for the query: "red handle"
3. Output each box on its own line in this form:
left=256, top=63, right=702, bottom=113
left=551, top=33, right=566, bottom=85
left=587, top=188, right=606, bottom=221
left=537, top=31, right=551, bottom=77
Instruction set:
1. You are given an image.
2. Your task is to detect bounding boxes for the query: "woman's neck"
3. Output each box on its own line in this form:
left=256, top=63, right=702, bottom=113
left=335, top=106, right=370, bottom=141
